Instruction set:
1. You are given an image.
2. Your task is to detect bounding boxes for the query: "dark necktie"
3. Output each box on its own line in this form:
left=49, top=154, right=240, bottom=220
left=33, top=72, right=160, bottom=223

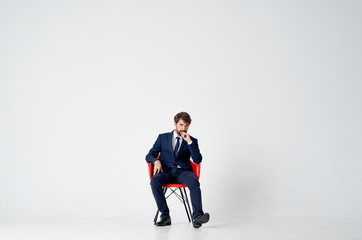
left=174, top=136, right=180, bottom=157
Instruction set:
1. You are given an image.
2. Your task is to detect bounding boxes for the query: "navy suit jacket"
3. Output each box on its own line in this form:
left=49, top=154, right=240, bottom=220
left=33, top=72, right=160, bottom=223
left=145, top=131, right=202, bottom=171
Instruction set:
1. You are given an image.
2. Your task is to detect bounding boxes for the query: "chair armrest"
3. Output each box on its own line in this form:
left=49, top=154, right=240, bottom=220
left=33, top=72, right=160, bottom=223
left=147, top=163, right=153, bottom=180
left=190, top=162, right=201, bottom=180
left=147, top=154, right=160, bottom=180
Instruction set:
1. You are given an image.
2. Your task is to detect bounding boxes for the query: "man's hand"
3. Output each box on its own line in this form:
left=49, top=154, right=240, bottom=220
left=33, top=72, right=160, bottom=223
left=180, top=131, right=192, bottom=143
left=153, top=160, right=163, bottom=175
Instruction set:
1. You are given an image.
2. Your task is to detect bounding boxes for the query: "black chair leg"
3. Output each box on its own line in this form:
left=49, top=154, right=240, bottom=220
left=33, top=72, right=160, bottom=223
left=179, top=188, right=191, bottom=222
left=183, top=188, right=193, bottom=222
left=153, top=210, right=159, bottom=224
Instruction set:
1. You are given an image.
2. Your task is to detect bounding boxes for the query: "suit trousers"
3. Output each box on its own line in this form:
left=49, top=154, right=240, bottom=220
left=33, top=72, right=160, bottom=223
left=150, top=168, right=204, bottom=219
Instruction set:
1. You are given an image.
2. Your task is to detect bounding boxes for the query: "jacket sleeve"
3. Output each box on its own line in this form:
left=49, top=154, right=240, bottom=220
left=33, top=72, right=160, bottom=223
left=145, top=134, right=161, bottom=165
left=187, top=138, right=202, bottom=164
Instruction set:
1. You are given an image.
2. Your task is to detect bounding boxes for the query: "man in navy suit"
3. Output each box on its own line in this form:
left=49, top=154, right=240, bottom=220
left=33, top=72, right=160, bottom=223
left=146, top=112, right=210, bottom=228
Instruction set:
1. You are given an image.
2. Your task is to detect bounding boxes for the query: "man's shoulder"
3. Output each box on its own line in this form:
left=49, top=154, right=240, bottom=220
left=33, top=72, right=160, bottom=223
left=158, top=131, right=173, bottom=138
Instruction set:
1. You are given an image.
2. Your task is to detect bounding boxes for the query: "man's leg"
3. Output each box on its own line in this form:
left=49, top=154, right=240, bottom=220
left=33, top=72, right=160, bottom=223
left=150, top=172, right=173, bottom=219
left=176, top=171, right=204, bottom=218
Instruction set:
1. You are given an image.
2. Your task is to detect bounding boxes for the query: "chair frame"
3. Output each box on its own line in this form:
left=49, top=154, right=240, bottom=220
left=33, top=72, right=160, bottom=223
left=147, top=155, right=200, bottom=223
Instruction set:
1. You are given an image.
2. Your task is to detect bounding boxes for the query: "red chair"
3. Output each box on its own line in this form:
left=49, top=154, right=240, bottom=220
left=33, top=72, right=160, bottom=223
left=148, top=154, right=201, bottom=223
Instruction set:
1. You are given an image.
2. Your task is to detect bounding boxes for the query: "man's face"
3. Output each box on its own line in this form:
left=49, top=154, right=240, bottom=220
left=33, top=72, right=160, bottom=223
left=174, top=119, right=190, bottom=136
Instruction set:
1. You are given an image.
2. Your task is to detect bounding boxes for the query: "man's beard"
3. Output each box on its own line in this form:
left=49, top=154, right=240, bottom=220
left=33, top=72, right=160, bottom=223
left=177, top=130, right=187, bottom=135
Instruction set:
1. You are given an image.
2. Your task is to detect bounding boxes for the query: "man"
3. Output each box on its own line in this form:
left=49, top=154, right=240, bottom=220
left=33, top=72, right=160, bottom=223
left=146, top=112, right=210, bottom=228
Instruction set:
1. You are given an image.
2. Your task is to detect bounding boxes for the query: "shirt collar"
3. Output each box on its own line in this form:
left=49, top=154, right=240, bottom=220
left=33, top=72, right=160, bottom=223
left=173, top=130, right=182, bottom=140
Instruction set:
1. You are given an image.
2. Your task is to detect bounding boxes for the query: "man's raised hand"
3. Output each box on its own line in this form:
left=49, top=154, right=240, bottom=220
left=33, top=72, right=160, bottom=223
left=181, top=131, right=192, bottom=143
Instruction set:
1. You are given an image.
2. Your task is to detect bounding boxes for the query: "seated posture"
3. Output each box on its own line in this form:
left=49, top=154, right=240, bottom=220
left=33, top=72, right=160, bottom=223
left=145, top=112, right=210, bottom=228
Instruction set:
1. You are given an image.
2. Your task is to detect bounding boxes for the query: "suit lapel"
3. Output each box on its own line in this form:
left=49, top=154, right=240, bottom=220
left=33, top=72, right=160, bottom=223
left=177, top=138, right=187, bottom=157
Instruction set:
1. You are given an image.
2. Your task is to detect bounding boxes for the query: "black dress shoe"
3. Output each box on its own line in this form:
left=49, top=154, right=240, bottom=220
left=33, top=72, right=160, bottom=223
left=193, top=213, right=210, bottom=228
left=155, top=217, right=171, bottom=226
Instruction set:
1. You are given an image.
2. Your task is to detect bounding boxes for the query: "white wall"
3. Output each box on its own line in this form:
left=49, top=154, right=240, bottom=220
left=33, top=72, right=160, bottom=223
left=1, top=0, right=361, bottom=219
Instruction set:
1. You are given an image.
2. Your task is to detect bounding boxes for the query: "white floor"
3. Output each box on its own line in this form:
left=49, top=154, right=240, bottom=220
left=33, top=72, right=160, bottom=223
left=1, top=216, right=361, bottom=240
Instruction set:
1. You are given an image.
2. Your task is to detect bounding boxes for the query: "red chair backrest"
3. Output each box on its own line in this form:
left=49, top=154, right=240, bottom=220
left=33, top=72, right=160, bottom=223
left=148, top=154, right=200, bottom=180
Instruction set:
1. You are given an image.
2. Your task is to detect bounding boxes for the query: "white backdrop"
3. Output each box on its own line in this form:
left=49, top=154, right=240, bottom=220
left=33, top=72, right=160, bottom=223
left=1, top=0, right=361, bottom=220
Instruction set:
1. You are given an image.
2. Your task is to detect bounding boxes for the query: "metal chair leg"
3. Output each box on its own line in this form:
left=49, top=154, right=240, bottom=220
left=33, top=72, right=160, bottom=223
left=183, top=188, right=193, bottom=222
left=153, top=210, right=159, bottom=224
left=179, top=188, right=191, bottom=222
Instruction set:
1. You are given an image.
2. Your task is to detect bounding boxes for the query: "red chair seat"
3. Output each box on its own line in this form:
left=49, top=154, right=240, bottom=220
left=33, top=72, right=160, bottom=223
left=164, top=183, right=187, bottom=188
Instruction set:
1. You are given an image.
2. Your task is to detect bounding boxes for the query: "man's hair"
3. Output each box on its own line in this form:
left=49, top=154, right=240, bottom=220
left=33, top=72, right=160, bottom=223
left=174, top=112, right=192, bottom=124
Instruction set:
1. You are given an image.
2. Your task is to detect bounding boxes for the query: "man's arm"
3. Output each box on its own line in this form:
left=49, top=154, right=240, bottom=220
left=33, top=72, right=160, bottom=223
left=187, top=138, right=203, bottom=164
left=145, top=135, right=163, bottom=174
left=181, top=132, right=203, bottom=164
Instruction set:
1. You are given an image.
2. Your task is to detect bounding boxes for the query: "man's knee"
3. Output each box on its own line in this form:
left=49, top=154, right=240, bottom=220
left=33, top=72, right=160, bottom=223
left=184, top=175, right=200, bottom=189
left=150, top=174, right=163, bottom=188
